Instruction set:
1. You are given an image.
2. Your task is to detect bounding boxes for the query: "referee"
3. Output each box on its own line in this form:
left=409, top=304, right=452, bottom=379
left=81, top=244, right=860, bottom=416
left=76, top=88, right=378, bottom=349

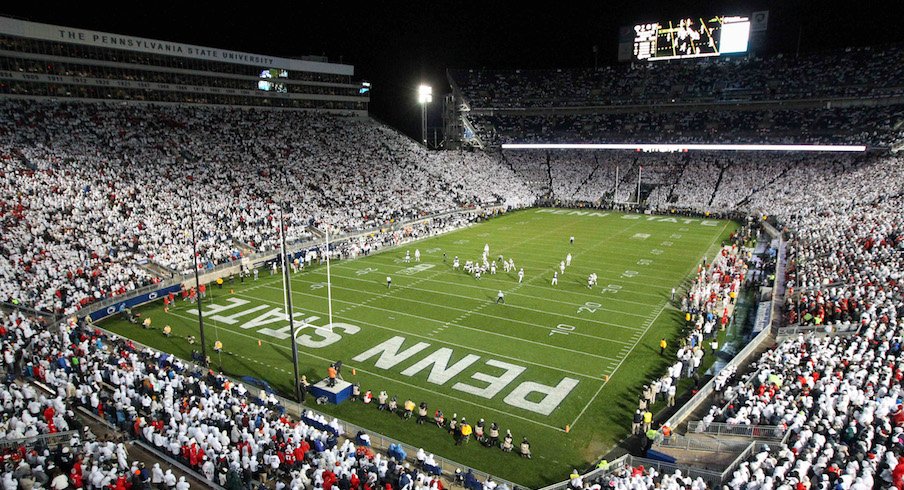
left=496, top=290, right=505, bottom=304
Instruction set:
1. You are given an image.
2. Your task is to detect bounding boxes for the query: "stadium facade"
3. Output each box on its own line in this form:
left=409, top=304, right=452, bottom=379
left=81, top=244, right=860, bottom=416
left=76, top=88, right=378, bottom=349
left=0, top=16, right=368, bottom=113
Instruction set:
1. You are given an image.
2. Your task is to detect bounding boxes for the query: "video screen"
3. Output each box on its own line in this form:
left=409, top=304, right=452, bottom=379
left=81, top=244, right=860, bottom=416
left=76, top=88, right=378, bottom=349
left=257, top=81, right=287, bottom=93
left=630, top=16, right=750, bottom=61
left=259, top=69, right=289, bottom=79
left=257, top=68, right=289, bottom=92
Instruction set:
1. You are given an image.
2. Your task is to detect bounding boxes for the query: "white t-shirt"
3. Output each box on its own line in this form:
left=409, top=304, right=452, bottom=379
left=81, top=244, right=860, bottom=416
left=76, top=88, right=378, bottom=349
left=51, top=474, right=70, bottom=490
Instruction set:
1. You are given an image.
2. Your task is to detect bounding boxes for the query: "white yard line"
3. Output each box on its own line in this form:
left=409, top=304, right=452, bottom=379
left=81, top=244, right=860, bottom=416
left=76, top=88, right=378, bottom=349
left=272, top=283, right=637, bottom=345
left=267, top=287, right=626, bottom=363
left=281, top=278, right=648, bottom=328
left=227, top=291, right=616, bottom=379
left=568, top=301, right=669, bottom=430
left=568, top=220, right=733, bottom=430
left=301, top=267, right=667, bottom=306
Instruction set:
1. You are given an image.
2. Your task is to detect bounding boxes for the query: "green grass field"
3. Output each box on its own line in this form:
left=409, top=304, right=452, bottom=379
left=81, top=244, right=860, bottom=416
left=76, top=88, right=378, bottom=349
left=101, top=208, right=737, bottom=486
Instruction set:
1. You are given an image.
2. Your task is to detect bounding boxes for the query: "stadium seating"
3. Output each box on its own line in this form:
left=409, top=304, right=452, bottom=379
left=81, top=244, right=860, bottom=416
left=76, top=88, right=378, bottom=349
left=0, top=310, right=462, bottom=490
left=450, top=45, right=904, bottom=109
left=0, top=100, right=530, bottom=315
left=464, top=105, right=904, bottom=148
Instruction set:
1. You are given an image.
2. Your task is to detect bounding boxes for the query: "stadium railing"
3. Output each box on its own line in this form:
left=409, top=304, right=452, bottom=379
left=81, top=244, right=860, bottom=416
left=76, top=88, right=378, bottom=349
left=684, top=421, right=785, bottom=440
left=656, top=432, right=751, bottom=453
left=2, top=301, right=60, bottom=323
left=776, top=322, right=861, bottom=339
left=535, top=453, right=723, bottom=490
left=0, top=430, right=78, bottom=450
left=533, top=454, right=630, bottom=490
left=625, top=456, right=723, bottom=488
left=717, top=440, right=773, bottom=483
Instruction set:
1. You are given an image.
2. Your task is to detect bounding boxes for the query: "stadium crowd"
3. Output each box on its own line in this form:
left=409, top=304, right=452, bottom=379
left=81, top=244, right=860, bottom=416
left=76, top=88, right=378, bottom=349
left=465, top=104, right=904, bottom=148
left=450, top=45, right=904, bottom=109
left=1, top=309, right=498, bottom=490
left=589, top=154, right=904, bottom=488
left=0, top=100, right=531, bottom=316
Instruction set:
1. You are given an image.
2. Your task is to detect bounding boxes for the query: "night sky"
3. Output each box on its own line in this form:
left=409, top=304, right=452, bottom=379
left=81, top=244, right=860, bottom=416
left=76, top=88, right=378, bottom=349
left=2, top=1, right=902, bottom=140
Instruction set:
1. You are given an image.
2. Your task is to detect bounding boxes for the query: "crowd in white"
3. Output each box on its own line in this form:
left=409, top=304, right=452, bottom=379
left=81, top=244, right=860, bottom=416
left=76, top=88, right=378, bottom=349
left=611, top=155, right=903, bottom=488
left=0, top=311, right=187, bottom=490
left=0, top=100, right=530, bottom=316
left=657, top=155, right=903, bottom=488
left=465, top=105, right=904, bottom=149
left=0, top=308, right=461, bottom=490
left=450, top=45, right=904, bottom=109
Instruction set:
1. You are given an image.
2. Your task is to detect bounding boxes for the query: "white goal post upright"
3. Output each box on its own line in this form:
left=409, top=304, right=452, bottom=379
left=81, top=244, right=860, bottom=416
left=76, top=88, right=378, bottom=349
left=278, top=211, right=291, bottom=324
left=637, top=164, right=643, bottom=205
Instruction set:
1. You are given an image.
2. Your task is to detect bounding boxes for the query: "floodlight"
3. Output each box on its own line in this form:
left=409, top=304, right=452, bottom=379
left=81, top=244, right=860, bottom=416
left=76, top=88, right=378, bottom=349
left=418, top=85, right=433, bottom=104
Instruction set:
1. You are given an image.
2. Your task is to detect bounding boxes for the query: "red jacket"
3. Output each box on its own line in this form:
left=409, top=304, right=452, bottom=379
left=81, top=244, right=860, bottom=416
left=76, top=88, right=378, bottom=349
left=43, top=406, right=55, bottom=423
left=322, top=470, right=337, bottom=490
left=893, top=457, right=904, bottom=490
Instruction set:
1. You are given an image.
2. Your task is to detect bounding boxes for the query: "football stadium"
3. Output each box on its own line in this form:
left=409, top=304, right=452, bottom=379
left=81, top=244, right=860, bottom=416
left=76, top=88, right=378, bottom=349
left=0, top=4, right=902, bottom=490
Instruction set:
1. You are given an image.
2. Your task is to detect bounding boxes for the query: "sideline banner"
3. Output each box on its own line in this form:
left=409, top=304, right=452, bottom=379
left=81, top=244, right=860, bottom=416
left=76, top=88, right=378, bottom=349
left=87, top=284, right=182, bottom=322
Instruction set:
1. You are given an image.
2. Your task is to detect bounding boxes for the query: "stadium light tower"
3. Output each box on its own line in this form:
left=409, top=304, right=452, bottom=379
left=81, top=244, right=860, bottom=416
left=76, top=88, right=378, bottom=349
left=417, top=84, right=433, bottom=147
left=277, top=203, right=302, bottom=403
left=180, top=150, right=209, bottom=369
left=276, top=168, right=302, bottom=403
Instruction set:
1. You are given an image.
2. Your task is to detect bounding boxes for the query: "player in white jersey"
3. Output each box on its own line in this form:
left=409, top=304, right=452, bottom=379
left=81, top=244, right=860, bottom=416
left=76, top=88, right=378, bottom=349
left=566, top=253, right=572, bottom=266
left=559, top=261, right=566, bottom=274
left=508, top=258, right=515, bottom=272
left=570, top=236, right=574, bottom=245
left=588, top=274, right=594, bottom=288
left=475, top=269, right=482, bottom=280
left=552, top=271, right=558, bottom=286
left=490, top=262, right=497, bottom=274
left=518, top=268, right=524, bottom=283
left=484, top=243, right=490, bottom=255
left=453, top=256, right=460, bottom=270
left=404, top=250, right=411, bottom=263
left=414, top=249, right=421, bottom=262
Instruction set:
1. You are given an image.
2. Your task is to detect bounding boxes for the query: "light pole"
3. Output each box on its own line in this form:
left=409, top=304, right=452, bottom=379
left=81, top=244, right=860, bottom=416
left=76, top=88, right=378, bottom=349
left=418, top=84, right=433, bottom=147
left=278, top=204, right=301, bottom=402
left=276, top=168, right=302, bottom=402
left=187, top=188, right=208, bottom=368
left=180, top=153, right=209, bottom=369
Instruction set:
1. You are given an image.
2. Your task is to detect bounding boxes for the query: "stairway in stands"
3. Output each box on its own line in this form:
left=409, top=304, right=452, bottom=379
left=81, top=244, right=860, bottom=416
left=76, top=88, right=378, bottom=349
left=707, top=161, right=728, bottom=207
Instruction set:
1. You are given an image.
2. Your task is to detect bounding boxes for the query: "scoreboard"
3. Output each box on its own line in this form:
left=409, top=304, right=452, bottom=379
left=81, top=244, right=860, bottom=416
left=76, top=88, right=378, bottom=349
left=619, top=15, right=751, bottom=62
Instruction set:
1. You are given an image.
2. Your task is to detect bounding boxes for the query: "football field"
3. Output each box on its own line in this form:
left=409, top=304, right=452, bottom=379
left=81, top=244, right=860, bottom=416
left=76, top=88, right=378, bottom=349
left=102, top=208, right=737, bottom=486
